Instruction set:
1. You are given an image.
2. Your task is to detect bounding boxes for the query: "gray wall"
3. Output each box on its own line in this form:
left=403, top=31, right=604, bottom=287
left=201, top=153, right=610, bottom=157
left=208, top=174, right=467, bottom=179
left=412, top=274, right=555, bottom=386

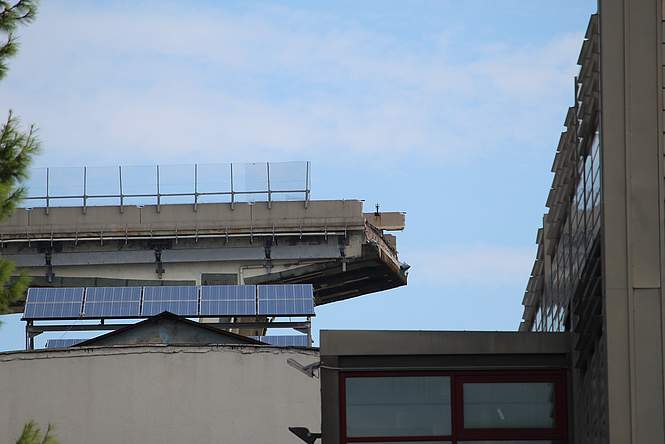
left=600, top=0, right=665, bottom=442
left=0, top=345, right=319, bottom=444
left=82, top=317, right=257, bottom=346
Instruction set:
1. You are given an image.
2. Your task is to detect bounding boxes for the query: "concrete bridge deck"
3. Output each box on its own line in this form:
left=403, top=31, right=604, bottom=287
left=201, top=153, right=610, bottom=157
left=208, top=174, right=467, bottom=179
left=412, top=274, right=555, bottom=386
left=0, top=200, right=407, bottom=312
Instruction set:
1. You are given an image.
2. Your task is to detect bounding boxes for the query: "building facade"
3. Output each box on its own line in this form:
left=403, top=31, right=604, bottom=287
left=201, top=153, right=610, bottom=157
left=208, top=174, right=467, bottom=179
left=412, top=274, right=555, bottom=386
left=319, top=331, right=571, bottom=444
left=521, top=1, right=665, bottom=442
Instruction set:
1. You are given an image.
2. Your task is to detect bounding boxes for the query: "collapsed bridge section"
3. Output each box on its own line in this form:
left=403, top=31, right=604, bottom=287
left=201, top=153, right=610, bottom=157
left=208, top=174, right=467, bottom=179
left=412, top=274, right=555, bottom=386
left=0, top=200, right=407, bottom=312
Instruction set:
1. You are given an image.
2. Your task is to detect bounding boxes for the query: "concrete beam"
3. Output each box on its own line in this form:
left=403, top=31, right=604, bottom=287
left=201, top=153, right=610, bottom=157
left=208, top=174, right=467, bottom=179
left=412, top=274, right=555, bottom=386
left=0, top=200, right=366, bottom=239
left=363, top=212, right=405, bottom=231
left=320, top=330, right=571, bottom=357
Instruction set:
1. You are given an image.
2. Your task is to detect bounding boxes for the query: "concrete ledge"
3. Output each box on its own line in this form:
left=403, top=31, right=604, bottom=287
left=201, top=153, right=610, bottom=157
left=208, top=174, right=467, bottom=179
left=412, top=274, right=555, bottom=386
left=320, top=330, right=571, bottom=356
left=0, top=200, right=365, bottom=238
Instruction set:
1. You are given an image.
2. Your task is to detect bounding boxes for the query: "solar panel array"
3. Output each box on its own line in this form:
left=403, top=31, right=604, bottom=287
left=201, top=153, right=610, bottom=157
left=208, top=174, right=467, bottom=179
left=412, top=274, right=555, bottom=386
left=44, top=335, right=310, bottom=349
left=253, top=335, right=309, bottom=347
left=258, top=284, right=315, bottom=316
left=45, top=338, right=85, bottom=348
left=23, top=284, right=315, bottom=320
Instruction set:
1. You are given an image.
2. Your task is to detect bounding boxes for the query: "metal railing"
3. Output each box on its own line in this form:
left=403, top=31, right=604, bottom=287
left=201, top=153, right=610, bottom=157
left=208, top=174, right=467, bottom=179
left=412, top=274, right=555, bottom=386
left=21, top=161, right=311, bottom=212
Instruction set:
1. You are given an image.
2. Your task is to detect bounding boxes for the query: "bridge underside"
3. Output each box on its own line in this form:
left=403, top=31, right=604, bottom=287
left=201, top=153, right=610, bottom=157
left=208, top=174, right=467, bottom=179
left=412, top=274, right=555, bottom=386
left=246, top=244, right=406, bottom=305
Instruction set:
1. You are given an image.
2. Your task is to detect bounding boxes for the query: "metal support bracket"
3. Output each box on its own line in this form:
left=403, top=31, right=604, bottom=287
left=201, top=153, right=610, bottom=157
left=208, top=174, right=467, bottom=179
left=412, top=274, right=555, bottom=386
left=154, top=249, right=164, bottom=279
left=286, top=358, right=320, bottom=379
left=44, top=250, right=54, bottom=283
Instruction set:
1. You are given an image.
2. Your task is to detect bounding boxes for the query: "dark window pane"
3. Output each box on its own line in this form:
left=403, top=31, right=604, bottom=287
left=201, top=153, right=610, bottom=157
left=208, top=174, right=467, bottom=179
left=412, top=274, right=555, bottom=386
left=463, top=382, right=556, bottom=429
left=346, top=376, right=451, bottom=437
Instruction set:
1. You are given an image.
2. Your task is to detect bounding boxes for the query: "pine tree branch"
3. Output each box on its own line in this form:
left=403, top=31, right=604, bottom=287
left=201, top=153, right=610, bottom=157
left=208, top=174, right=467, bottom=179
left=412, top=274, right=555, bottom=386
left=0, top=0, right=38, bottom=317
left=0, top=1, right=37, bottom=32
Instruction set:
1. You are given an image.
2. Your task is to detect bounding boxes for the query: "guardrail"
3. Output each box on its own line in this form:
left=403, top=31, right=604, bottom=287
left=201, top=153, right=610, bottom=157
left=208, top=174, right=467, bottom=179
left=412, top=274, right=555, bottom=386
left=21, top=161, right=311, bottom=212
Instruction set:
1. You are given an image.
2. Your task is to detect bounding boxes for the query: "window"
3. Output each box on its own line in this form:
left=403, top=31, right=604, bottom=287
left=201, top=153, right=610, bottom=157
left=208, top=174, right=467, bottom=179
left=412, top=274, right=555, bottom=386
left=340, top=371, right=567, bottom=444
left=463, top=383, right=555, bottom=429
left=345, top=376, right=451, bottom=438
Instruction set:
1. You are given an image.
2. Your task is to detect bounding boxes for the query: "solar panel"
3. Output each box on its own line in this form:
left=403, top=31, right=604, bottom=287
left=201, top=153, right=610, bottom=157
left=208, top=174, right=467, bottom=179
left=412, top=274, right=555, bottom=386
left=83, top=287, right=142, bottom=318
left=257, top=284, right=315, bottom=316
left=141, top=286, right=198, bottom=316
left=200, top=285, right=256, bottom=316
left=253, top=335, right=309, bottom=347
left=24, top=288, right=84, bottom=319
left=45, top=338, right=85, bottom=348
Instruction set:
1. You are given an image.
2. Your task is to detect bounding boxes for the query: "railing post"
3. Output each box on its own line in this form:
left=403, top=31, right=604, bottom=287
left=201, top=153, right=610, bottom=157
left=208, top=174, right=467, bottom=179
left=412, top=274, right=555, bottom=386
left=119, top=165, right=124, bottom=213
left=193, top=163, right=198, bottom=212
left=267, top=162, right=272, bottom=209
left=156, top=165, right=161, bottom=213
left=305, top=161, right=310, bottom=209
left=230, top=163, right=235, bottom=211
left=82, top=166, right=87, bottom=214
left=45, top=167, right=50, bottom=215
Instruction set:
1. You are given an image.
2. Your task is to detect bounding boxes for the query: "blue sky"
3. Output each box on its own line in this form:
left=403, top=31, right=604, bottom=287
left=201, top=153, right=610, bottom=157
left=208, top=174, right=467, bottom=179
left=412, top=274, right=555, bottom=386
left=0, top=1, right=597, bottom=350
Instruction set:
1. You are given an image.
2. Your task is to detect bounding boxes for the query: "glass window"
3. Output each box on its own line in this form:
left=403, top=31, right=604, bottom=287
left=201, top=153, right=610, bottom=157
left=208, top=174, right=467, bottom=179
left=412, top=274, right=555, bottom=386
left=463, top=382, right=556, bottom=429
left=545, top=307, right=553, bottom=332
left=341, top=371, right=567, bottom=444
left=576, top=180, right=585, bottom=207
left=345, top=376, right=451, bottom=437
left=593, top=168, right=600, bottom=197
left=585, top=158, right=593, bottom=200
left=591, top=131, right=600, bottom=154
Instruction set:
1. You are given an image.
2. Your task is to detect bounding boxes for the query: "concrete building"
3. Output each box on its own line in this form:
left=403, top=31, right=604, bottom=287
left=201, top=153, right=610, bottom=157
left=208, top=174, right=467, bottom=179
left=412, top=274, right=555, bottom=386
left=0, top=343, right=320, bottom=444
left=319, top=330, right=570, bottom=444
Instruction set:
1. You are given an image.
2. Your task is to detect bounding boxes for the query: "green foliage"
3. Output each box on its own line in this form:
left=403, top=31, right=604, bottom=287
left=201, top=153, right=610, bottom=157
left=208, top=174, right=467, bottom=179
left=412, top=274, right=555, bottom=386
left=0, top=1, right=38, bottom=81
left=0, top=110, right=39, bottom=220
left=16, top=420, right=59, bottom=444
left=0, top=258, right=29, bottom=312
left=0, top=1, right=39, bottom=317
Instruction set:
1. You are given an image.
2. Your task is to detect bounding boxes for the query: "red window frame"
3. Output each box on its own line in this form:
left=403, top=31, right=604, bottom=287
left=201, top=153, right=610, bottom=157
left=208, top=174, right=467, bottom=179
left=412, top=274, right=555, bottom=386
left=339, top=369, right=568, bottom=444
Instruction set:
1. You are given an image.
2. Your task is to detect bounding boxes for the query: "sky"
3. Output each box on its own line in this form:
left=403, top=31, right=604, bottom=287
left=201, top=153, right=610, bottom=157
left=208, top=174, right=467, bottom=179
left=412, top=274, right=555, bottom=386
left=0, top=0, right=597, bottom=351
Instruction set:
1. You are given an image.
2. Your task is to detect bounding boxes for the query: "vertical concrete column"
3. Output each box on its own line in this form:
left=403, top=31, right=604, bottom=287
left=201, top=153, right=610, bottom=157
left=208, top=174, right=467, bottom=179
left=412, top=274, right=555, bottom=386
left=600, top=0, right=665, bottom=442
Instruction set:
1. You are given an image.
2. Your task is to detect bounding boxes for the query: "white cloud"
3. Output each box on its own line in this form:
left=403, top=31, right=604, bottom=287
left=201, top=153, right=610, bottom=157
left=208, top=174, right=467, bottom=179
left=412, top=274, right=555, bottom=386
left=408, top=245, right=534, bottom=287
left=0, top=2, right=583, bottom=167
